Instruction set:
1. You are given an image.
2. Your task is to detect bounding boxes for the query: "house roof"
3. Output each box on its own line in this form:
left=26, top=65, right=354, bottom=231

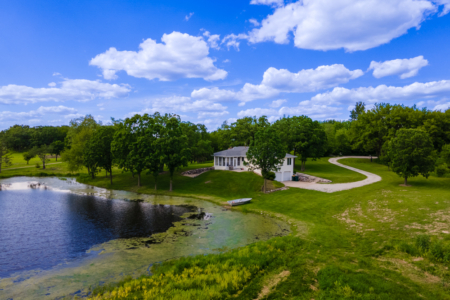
left=213, top=146, right=297, bottom=158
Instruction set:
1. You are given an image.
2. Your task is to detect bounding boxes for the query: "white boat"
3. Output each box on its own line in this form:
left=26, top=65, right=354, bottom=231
left=227, top=198, right=252, bottom=206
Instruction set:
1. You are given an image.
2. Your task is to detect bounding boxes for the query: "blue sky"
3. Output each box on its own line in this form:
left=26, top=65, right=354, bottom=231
left=1, top=0, right=450, bottom=130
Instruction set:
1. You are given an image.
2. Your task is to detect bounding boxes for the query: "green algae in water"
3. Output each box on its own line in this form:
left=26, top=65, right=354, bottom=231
left=0, top=177, right=290, bottom=300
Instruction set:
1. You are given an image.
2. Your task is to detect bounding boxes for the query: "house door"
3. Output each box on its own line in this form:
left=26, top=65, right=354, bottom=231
left=233, top=158, right=237, bottom=167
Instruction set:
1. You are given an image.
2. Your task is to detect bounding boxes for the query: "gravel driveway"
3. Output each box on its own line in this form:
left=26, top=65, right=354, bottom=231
left=283, top=156, right=381, bottom=193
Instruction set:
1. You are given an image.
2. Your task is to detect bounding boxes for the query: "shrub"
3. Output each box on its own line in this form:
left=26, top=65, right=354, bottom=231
left=430, top=241, right=445, bottom=261
left=415, top=234, right=430, bottom=252
left=398, top=242, right=419, bottom=256
left=436, top=164, right=448, bottom=177
left=35, top=162, right=41, bottom=169
left=263, top=171, right=276, bottom=181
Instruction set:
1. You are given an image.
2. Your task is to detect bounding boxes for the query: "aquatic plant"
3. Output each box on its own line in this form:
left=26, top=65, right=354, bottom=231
left=88, top=236, right=303, bottom=300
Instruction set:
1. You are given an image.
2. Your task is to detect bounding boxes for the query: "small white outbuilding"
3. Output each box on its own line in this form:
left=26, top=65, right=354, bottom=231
left=213, top=146, right=297, bottom=182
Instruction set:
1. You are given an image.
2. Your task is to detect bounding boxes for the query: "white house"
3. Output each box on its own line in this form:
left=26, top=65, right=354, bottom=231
left=213, top=146, right=297, bottom=182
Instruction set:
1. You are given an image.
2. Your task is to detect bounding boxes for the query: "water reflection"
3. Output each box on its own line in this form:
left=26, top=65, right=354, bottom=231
left=0, top=189, right=196, bottom=278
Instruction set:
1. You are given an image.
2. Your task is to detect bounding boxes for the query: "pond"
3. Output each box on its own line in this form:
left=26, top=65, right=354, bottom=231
left=0, top=177, right=290, bottom=299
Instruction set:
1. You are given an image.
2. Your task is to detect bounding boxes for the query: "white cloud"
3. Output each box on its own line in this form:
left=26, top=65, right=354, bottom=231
left=192, top=64, right=363, bottom=103
left=48, top=82, right=56, bottom=87
left=238, top=102, right=342, bottom=121
left=435, top=0, right=450, bottom=15
left=223, top=59, right=230, bottom=63
left=269, top=99, right=287, bottom=108
left=249, top=19, right=260, bottom=27
left=0, top=79, right=130, bottom=104
left=222, top=34, right=248, bottom=51
left=0, top=106, right=77, bottom=122
left=369, top=56, right=429, bottom=79
left=185, top=12, right=194, bottom=21
left=203, top=31, right=221, bottom=50
left=198, top=111, right=229, bottom=118
left=250, top=0, right=284, bottom=7
left=235, top=0, right=449, bottom=52
left=90, top=32, right=227, bottom=81
left=433, top=102, right=450, bottom=111
left=310, top=80, right=450, bottom=105
left=129, top=96, right=228, bottom=119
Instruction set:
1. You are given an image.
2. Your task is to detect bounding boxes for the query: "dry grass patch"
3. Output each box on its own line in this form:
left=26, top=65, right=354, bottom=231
left=255, top=270, right=291, bottom=300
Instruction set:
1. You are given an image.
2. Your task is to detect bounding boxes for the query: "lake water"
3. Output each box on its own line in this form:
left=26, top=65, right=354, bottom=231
left=0, top=177, right=290, bottom=299
left=0, top=189, right=198, bottom=278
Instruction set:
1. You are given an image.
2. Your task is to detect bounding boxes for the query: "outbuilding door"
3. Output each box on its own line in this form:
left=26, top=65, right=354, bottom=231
left=283, top=171, right=291, bottom=181
left=275, top=172, right=283, bottom=181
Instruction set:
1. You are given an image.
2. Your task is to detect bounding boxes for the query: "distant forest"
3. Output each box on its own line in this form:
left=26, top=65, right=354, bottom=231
left=0, top=102, right=449, bottom=184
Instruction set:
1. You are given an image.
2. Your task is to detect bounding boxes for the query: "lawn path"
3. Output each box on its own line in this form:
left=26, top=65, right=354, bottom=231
left=2, top=162, right=63, bottom=171
left=284, top=156, right=381, bottom=193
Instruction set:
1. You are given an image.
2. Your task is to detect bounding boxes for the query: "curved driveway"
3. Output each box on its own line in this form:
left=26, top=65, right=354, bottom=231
left=283, top=156, right=381, bottom=193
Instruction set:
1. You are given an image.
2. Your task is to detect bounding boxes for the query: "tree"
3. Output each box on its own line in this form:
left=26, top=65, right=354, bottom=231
left=32, top=145, right=53, bottom=169
left=61, top=115, right=100, bottom=173
left=23, top=152, right=35, bottom=165
left=0, top=138, right=12, bottom=172
left=50, top=140, right=65, bottom=161
left=293, top=118, right=327, bottom=171
left=160, top=116, right=190, bottom=192
left=350, top=101, right=366, bottom=121
left=112, top=114, right=155, bottom=187
left=84, top=126, right=116, bottom=183
left=245, top=126, right=286, bottom=193
left=387, top=129, right=436, bottom=185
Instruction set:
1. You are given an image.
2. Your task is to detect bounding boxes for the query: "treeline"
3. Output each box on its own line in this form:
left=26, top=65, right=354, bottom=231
left=60, top=114, right=214, bottom=191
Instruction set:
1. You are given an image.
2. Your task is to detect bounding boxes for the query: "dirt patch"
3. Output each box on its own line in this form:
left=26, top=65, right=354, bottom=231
left=399, top=184, right=411, bottom=187
left=256, top=270, right=291, bottom=300
left=204, top=181, right=212, bottom=184
left=404, top=209, right=450, bottom=235
left=377, top=257, right=441, bottom=285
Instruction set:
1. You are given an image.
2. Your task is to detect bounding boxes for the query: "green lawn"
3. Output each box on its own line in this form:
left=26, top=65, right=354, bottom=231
left=295, top=157, right=367, bottom=183
left=2, top=157, right=450, bottom=298
left=2, top=152, right=60, bottom=170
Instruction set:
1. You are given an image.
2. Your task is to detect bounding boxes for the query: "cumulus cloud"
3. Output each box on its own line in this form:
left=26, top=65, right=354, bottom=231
left=238, top=102, right=341, bottom=121
left=309, top=80, right=450, bottom=105
left=250, top=0, right=284, bottom=7
left=90, top=32, right=227, bottom=81
left=129, top=96, right=228, bottom=119
left=249, top=19, right=260, bottom=26
left=192, top=64, right=363, bottom=103
left=203, top=31, right=221, bottom=50
left=369, top=56, right=429, bottom=79
left=269, top=99, right=287, bottom=108
left=0, top=106, right=77, bottom=122
left=0, top=79, right=130, bottom=104
left=228, top=0, right=449, bottom=52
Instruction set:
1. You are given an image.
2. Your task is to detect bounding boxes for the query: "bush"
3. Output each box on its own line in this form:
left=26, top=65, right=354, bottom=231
left=415, top=234, right=430, bottom=252
left=263, top=171, right=276, bottom=181
left=398, top=242, right=419, bottom=256
left=35, top=163, right=41, bottom=169
left=436, top=164, right=448, bottom=177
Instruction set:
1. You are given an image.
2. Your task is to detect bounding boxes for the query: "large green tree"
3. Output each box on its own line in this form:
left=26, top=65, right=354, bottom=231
left=84, top=126, right=116, bottom=182
left=160, top=115, right=190, bottom=192
left=388, top=129, right=436, bottom=185
left=61, top=115, right=100, bottom=173
left=50, top=140, right=65, bottom=161
left=245, top=126, right=286, bottom=193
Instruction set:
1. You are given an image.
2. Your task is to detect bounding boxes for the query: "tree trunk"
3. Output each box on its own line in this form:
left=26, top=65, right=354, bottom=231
left=404, top=176, right=408, bottom=185
left=43, top=157, right=46, bottom=169
left=263, top=179, right=266, bottom=193
left=56, top=155, right=58, bottom=161
left=137, top=173, right=141, bottom=187
left=170, top=178, right=173, bottom=192
left=110, top=168, right=113, bottom=185
left=154, top=176, right=158, bottom=191
left=91, top=171, right=94, bottom=179
left=301, top=161, right=305, bottom=172
left=106, top=170, right=107, bottom=177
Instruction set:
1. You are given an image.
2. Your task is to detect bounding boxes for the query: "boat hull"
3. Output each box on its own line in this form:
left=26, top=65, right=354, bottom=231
left=227, top=198, right=252, bottom=206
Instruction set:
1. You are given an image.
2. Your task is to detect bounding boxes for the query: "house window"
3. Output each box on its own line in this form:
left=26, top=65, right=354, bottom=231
left=238, top=157, right=240, bottom=166
left=287, top=158, right=292, bottom=165
left=219, top=157, right=222, bottom=166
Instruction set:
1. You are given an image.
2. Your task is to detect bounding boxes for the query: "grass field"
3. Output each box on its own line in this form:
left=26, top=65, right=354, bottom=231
left=1, top=152, right=60, bottom=170
left=2, top=157, right=450, bottom=298
left=295, top=157, right=367, bottom=183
